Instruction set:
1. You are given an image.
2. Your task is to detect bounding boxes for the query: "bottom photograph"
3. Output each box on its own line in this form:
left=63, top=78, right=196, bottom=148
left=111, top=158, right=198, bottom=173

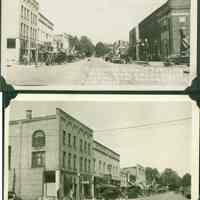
left=5, top=96, right=196, bottom=200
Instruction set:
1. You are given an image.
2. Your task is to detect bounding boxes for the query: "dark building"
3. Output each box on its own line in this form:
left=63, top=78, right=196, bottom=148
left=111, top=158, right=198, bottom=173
left=129, top=0, right=191, bottom=61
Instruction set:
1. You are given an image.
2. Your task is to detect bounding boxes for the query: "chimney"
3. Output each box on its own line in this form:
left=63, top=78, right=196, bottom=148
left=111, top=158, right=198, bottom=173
left=26, top=110, right=32, bottom=120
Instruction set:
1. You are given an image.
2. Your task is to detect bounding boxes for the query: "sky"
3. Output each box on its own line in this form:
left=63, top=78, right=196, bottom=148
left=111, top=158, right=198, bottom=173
left=38, top=0, right=167, bottom=44
left=9, top=99, right=192, bottom=177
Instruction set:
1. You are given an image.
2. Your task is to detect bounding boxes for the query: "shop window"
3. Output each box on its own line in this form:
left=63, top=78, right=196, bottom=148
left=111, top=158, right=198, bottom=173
left=7, top=39, right=16, bottom=49
left=32, top=130, right=45, bottom=147
left=32, top=151, right=45, bottom=168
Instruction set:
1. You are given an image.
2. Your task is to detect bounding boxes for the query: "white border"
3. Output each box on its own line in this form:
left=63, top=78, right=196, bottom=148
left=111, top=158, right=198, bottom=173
left=1, top=0, right=198, bottom=91
left=3, top=94, right=199, bottom=200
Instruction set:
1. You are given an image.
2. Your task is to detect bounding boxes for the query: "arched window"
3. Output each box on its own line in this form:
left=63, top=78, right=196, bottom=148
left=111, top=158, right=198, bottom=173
left=32, top=130, right=45, bottom=147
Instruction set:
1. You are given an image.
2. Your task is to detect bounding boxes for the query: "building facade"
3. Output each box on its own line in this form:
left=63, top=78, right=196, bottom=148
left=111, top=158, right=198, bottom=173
left=38, top=13, right=54, bottom=62
left=8, top=108, right=94, bottom=200
left=93, top=140, right=120, bottom=198
left=122, top=165, right=146, bottom=187
left=3, top=0, right=39, bottom=65
left=53, top=33, right=73, bottom=54
left=129, top=0, right=191, bottom=61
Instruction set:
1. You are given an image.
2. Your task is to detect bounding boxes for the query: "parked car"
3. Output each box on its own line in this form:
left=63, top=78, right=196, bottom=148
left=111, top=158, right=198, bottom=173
left=8, top=191, right=21, bottom=200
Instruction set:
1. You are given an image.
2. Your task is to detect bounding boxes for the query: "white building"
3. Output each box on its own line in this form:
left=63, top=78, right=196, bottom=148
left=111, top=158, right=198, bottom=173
left=53, top=33, right=72, bottom=54
left=2, top=0, right=39, bottom=65
left=38, top=13, right=54, bottom=61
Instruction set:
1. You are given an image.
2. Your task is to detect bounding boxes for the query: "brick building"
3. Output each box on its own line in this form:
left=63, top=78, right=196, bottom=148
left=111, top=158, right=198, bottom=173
left=8, top=109, right=94, bottom=200
left=129, top=0, right=191, bottom=61
left=8, top=109, right=121, bottom=200
left=93, top=141, right=120, bottom=198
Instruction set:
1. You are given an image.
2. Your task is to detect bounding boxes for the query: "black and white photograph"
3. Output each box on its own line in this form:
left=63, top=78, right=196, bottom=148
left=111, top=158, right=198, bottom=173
left=1, top=0, right=197, bottom=90
left=4, top=95, right=199, bottom=200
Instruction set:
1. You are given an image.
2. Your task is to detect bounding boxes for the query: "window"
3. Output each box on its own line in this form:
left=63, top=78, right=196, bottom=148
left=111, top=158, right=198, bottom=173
left=68, top=153, right=71, bottom=169
left=68, top=133, right=71, bottom=146
left=7, top=39, right=16, bottom=49
left=63, top=152, right=66, bottom=168
left=8, top=146, right=11, bottom=169
left=21, top=5, right=24, bottom=18
left=73, top=136, right=76, bottom=148
left=99, top=161, right=102, bottom=172
left=27, top=9, right=29, bottom=21
left=84, top=141, right=87, bottom=153
left=32, top=151, right=45, bottom=168
left=32, top=130, right=45, bottom=147
left=88, top=143, right=91, bottom=154
left=179, top=16, right=186, bottom=23
left=93, top=159, right=96, bottom=172
left=84, top=158, right=87, bottom=172
left=44, top=171, right=56, bottom=183
left=80, top=139, right=83, bottom=152
left=103, top=162, right=106, bottom=173
left=88, top=159, right=91, bottom=172
left=73, top=155, right=77, bottom=170
left=63, top=131, right=66, bottom=145
left=80, top=157, right=83, bottom=172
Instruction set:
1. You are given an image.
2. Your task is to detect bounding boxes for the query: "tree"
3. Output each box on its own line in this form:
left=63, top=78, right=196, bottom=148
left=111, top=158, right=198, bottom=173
left=95, top=42, right=111, bottom=57
left=181, top=173, right=191, bottom=187
left=159, top=168, right=181, bottom=190
left=145, top=167, right=160, bottom=185
left=79, top=36, right=95, bottom=57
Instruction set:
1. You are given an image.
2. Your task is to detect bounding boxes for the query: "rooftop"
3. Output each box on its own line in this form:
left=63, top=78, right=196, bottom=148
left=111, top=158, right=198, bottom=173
left=94, top=140, right=120, bottom=157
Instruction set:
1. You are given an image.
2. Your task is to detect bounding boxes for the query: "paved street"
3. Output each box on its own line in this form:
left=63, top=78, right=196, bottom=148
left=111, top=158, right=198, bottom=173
left=6, top=57, right=190, bottom=88
left=130, top=192, right=187, bottom=200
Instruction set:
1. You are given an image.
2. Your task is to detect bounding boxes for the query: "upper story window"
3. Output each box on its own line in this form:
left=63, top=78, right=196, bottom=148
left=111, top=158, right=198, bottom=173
left=80, top=139, right=83, bottom=152
left=68, top=133, right=71, bottom=146
left=32, top=151, right=45, bottom=168
left=73, top=136, right=76, bottom=148
left=84, top=141, right=87, bottom=153
left=63, top=130, right=66, bottom=145
left=179, top=16, right=186, bottom=23
left=8, top=146, right=11, bottom=170
left=7, top=39, right=16, bottom=49
left=32, top=130, right=45, bottom=147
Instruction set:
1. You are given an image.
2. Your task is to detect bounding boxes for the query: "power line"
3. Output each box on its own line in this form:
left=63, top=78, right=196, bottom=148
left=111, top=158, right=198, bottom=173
left=94, top=117, right=192, bottom=133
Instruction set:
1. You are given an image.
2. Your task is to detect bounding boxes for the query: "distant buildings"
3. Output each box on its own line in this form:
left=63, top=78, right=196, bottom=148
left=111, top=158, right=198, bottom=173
left=8, top=109, right=120, bottom=200
left=38, top=13, right=54, bottom=61
left=129, top=0, right=191, bottom=61
left=53, top=33, right=73, bottom=54
left=121, top=165, right=146, bottom=188
left=93, top=140, right=120, bottom=198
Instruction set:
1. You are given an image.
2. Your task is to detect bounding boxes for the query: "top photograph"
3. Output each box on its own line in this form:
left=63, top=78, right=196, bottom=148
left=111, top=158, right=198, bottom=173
left=1, top=0, right=197, bottom=91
